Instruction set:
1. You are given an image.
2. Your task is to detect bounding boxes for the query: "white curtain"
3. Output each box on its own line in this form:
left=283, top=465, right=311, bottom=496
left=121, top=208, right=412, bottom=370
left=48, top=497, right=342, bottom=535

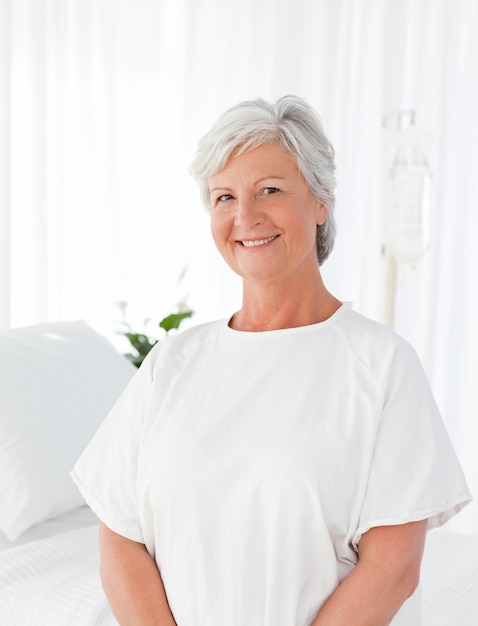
left=1, top=0, right=477, bottom=531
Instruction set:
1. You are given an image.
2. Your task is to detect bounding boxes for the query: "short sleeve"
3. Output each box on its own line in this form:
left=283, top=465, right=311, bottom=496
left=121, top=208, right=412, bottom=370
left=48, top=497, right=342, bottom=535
left=70, top=348, right=155, bottom=543
left=353, top=338, right=472, bottom=548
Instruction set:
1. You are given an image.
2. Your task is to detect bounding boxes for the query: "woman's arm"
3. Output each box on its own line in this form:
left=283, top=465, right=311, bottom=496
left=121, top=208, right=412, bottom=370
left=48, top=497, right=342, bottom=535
left=99, top=522, right=177, bottom=626
left=312, top=519, right=428, bottom=626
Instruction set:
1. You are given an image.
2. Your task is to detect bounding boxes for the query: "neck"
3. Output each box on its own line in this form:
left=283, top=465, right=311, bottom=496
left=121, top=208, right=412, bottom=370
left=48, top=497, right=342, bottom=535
left=230, top=271, right=342, bottom=332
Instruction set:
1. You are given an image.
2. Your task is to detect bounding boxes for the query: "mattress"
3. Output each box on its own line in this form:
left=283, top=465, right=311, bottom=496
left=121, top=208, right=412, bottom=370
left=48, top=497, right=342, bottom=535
left=0, top=505, right=99, bottom=551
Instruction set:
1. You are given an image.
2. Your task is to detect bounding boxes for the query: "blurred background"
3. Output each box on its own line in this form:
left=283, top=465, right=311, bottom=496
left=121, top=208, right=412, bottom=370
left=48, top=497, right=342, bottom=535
left=1, top=0, right=476, bottom=530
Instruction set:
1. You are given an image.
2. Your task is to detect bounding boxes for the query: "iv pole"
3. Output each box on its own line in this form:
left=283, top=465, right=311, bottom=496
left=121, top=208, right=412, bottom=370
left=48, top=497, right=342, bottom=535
left=383, top=244, right=397, bottom=329
left=382, top=111, right=433, bottom=330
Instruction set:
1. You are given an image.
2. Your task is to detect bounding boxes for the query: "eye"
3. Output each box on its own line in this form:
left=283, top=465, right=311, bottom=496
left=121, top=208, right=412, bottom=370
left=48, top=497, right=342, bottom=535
left=210, top=193, right=234, bottom=209
left=215, top=193, right=234, bottom=203
left=262, top=187, right=280, bottom=196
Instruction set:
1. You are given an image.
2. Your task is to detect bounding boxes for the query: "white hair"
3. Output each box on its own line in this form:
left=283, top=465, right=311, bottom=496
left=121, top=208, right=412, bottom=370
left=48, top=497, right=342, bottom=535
left=189, top=95, right=337, bottom=265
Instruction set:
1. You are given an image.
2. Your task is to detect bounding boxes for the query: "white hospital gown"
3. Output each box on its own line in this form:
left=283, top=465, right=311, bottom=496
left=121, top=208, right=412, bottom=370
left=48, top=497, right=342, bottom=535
left=72, top=303, right=471, bottom=625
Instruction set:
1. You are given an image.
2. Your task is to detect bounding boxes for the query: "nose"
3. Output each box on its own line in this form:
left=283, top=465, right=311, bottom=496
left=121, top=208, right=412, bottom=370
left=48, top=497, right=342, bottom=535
left=234, top=196, right=265, bottom=229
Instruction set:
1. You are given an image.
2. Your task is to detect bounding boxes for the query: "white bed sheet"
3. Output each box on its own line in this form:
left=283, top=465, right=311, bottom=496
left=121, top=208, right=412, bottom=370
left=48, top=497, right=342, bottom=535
left=0, top=521, right=476, bottom=625
left=421, top=530, right=478, bottom=625
left=0, top=523, right=116, bottom=626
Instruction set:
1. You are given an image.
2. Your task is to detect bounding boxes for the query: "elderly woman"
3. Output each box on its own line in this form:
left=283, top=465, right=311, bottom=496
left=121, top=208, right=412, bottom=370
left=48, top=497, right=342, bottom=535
left=72, top=96, right=471, bottom=626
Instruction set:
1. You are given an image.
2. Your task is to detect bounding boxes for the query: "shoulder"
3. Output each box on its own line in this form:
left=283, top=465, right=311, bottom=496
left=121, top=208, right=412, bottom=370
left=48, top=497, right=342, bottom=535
left=165, top=318, right=226, bottom=349
left=335, top=304, right=397, bottom=344
left=144, top=319, right=226, bottom=370
left=332, top=305, right=421, bottom=384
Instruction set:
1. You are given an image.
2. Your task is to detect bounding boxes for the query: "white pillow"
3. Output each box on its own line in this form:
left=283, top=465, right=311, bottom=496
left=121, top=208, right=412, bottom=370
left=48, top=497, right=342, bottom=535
left=0, top=320, right=135, bottom=541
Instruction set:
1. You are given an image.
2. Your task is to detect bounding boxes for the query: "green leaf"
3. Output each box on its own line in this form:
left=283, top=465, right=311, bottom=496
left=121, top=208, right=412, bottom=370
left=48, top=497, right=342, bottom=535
left=124, top=352, right=145, bottom=368
left=117, top=301, right=194, bottom=367
left=159, top=310, right=193, bottom=333
left=124, top=332, right=154, bottom=349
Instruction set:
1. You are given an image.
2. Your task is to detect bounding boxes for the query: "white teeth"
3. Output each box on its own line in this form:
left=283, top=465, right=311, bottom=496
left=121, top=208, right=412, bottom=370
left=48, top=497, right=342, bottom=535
left=241, top=236, right=276, bottom=247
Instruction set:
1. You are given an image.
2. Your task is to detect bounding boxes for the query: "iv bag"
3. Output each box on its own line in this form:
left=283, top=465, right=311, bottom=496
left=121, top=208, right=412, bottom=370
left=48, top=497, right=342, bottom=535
left=387, top=133, right=432, bottom=263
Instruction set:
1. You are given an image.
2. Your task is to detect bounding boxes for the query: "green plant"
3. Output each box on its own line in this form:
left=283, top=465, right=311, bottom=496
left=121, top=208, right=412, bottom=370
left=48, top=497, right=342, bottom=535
left=117, top=302, right=193, bottom=368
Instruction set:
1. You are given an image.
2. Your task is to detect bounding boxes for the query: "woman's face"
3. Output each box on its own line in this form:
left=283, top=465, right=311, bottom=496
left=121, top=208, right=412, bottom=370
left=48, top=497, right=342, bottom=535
left=208, top=143, right=327, bottom=286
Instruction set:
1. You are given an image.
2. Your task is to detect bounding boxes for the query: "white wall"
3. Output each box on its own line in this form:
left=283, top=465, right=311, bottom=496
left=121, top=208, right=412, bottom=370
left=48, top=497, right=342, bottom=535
left=1, top=0, right=476, bottom=530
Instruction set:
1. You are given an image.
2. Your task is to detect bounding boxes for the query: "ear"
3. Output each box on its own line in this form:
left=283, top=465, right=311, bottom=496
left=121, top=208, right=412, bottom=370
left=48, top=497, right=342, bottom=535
left=316, top=200, right=328, bottom=226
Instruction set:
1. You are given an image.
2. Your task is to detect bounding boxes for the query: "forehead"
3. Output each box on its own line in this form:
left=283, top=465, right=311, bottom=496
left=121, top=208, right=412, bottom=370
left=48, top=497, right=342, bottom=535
left=209, top=143, right=299, bottom=187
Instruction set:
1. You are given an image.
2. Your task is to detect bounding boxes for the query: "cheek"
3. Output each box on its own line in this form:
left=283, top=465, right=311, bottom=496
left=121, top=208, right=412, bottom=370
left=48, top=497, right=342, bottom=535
left=210, top=214, right=229, bottom=251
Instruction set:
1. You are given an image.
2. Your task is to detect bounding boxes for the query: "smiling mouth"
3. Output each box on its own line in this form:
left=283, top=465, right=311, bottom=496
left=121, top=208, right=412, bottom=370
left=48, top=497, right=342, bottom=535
left=239, top=235, right=279, bottom=247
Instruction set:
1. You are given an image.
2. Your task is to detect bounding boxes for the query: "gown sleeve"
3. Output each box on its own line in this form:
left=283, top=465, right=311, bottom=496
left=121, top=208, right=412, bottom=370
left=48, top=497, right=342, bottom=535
left=353, top=337, right=472, bottom=549
left=70, top=346, right=156, bottom=543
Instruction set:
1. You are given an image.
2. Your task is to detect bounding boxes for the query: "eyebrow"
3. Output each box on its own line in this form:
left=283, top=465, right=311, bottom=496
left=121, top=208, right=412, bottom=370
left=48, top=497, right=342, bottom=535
left=209, top=176, right=286, bottom=195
